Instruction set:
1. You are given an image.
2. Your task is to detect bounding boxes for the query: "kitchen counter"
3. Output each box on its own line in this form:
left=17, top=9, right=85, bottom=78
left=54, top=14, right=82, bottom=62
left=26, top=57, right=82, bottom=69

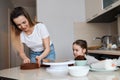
left=88, top=50, right=120, bottom=56
left=0, top=67, right=120, bottom=80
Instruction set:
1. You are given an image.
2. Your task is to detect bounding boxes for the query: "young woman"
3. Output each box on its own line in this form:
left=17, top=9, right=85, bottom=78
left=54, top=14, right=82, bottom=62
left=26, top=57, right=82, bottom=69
left=10, top=7, right=55, bottom=67
left=72, top=39, right=99, bottom=65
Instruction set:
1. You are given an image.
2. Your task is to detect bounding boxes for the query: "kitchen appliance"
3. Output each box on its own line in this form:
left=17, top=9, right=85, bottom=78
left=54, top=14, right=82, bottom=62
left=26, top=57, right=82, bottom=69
left=95, top=35, right=113, bottom=49
left=101, top=35, right=112, bottom=49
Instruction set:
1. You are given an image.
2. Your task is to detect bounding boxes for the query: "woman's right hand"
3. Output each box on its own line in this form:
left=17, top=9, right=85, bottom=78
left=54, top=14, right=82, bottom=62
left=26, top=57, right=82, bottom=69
left=23, top=58, right=30, bottom=63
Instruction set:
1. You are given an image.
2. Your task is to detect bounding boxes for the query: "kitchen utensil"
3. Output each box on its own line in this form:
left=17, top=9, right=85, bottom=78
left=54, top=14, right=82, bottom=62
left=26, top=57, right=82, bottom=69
left=46, top=67, right=68, bottom=76
left=101, top=35, right=112, bottom=49
left=43, top=60, right=75, bottom=76
left=68, top=66, right=90, bottom=77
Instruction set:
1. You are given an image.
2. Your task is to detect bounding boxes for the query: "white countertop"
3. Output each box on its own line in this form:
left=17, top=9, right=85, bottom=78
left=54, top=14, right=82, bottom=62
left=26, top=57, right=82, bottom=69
left=0, top=66, right=120, bottom=80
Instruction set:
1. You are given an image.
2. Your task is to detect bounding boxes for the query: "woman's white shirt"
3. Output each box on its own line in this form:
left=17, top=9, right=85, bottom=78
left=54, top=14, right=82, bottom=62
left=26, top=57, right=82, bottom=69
left=20, top=23, right=52, bottom=52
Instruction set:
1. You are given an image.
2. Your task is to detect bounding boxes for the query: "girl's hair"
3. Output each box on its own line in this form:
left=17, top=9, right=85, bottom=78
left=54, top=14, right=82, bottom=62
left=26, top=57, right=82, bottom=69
left=73, top=39, right=88, bottom=54
left=10, top=7, right=34, bottom=36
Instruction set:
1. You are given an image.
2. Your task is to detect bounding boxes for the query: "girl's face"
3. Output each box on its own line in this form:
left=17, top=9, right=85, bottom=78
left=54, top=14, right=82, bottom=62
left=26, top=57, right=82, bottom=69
left=13, top=15, right=30, bottom=32
left=72, top=44, right=86, bottom=57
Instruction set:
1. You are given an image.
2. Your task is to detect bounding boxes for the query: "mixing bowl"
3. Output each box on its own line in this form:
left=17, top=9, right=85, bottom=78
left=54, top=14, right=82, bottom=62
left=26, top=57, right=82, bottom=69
left=68, top=66, right=90, bottom=77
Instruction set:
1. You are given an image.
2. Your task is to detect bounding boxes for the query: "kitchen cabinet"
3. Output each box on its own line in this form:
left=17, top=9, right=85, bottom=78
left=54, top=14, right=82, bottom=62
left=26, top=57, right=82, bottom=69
left=88, top=50, right=120, bottom=60
left=85, top=0, right=120, bottom=23
left=88, top=53, right=119, bottom=60
left=85, top=0, right=102, bottom=22
left=103, top=0, right=119, bottom=9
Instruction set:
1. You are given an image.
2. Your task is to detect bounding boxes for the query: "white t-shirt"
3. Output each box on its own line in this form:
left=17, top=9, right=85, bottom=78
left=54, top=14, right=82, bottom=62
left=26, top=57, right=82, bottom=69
left=20, top=23, right=52, bottom=52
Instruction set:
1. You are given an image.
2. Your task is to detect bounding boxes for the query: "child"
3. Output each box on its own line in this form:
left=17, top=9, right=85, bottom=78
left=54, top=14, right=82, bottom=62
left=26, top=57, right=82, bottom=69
left=72, top=39, right=99, bottom=65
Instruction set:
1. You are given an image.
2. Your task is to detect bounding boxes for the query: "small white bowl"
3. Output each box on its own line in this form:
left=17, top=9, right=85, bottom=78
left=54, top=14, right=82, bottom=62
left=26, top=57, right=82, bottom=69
left=46, top=67, right=68, bottom=76
left=68, top=66, right=90, bottom=77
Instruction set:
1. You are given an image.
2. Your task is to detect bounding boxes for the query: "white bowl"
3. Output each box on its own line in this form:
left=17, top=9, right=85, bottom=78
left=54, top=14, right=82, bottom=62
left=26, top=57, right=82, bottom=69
left=68, top=66, right=90, bottom=77
left=46, top=67, right=68, bottom=76
left=44, top=60, right=75, bottom=76
left=50, top=65, right=68, bottom=70
left=75, top=60, right=87, bottom=66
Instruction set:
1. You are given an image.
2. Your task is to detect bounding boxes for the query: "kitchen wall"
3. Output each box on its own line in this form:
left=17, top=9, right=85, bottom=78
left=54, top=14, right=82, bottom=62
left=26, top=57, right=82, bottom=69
left=24, top=7, right=36, bottom=21
left=74, top=21, right=118, bottom=47
left=0, top=0, right=36, bottom=70
left=0, top=0, right=13, bottom=70
left=37, top=0, right=86, bottom=60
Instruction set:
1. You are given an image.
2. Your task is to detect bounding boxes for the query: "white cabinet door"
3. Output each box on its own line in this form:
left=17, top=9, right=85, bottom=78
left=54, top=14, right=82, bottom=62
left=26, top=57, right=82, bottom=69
left=85, top=0, right=102, bottom=22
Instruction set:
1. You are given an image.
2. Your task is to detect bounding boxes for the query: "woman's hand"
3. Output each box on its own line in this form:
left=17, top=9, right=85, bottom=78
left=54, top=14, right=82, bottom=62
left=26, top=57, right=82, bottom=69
left=23, top=58, right=30, bottom=63
left=36, top=56, right=41, bottom=67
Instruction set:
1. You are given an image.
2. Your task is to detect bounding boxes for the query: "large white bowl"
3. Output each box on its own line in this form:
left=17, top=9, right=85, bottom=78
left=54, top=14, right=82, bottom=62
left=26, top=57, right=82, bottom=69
left=46, top=67, right=68, bottom=76
left=68, top=66, right=90, bottom=77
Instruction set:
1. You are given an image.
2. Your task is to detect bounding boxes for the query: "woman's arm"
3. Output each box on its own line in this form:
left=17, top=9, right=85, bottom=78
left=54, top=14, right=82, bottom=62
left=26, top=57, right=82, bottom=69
left=18, top=42, right=30, bottom=63
left=36, top=36, right=50, bottom=66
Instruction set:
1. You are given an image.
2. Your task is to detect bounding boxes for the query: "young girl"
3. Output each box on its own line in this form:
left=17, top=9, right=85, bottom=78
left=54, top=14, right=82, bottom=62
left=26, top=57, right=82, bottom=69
left=72, top=39, right=99, bottom=65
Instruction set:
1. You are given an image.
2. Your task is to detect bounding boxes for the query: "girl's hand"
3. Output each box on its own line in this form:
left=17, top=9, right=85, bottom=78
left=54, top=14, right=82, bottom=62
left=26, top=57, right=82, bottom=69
left=36, top=56, right=41, bottom=67
left=23, top=58, right=30, bottom=63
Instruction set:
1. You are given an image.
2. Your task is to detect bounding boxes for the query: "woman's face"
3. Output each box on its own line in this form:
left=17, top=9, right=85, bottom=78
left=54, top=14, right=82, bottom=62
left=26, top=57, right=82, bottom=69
left=72, top=44, right=86, bottom=57
left=13, top=15, right=30, bottom=32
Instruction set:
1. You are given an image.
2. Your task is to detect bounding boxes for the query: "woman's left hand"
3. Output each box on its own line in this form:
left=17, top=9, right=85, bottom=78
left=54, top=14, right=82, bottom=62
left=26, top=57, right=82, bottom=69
left=36, top=56, right=41, bottom=67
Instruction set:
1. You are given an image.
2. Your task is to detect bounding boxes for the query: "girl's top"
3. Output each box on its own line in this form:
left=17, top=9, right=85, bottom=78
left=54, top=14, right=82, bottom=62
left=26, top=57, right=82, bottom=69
left=85, top=55, right=99, bottom=65
left=20, top=23, right=52, bottom=52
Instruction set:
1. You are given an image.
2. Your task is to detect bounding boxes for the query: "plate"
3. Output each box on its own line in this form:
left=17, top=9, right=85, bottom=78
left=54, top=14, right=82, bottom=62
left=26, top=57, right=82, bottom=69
left=43, top=60, right=75, bottom=66
left=90, top=67, right=119, bottom=72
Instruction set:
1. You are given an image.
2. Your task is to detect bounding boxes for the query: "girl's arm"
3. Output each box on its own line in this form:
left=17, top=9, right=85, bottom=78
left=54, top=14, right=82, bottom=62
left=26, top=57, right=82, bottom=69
left=86, top=55, right=99, bottom=65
